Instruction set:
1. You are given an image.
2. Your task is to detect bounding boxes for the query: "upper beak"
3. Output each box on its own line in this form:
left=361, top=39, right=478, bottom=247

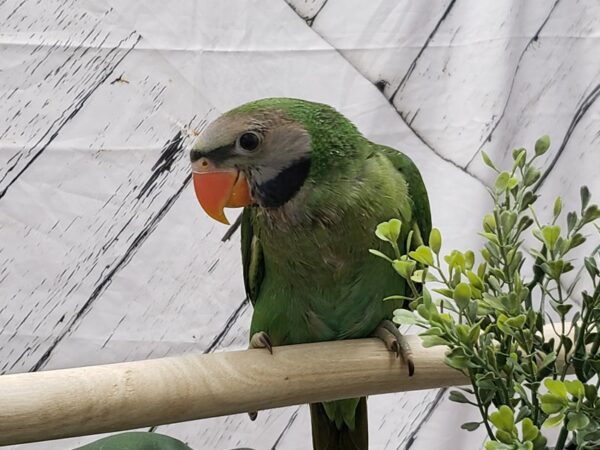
left=192, top=161, right=253, bottom=225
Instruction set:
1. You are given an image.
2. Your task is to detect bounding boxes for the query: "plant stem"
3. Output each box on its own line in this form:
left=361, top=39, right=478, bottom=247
left=493, top=209, right=515, bottom=293
left=531, top=387, right=540, bottom=426
left=590, top=331, right=600, bottom=357
left=555, top=425, right=569, bottom=450
left=469, top=372, right=495, bottom=440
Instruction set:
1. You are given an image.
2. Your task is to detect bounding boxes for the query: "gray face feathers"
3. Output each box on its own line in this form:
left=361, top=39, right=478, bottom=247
left=191, top=109, right=313, bottom=208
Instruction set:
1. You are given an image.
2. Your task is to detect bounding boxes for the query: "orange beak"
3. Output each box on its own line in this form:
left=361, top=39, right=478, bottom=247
left=192, top=169, right=252, bottom=224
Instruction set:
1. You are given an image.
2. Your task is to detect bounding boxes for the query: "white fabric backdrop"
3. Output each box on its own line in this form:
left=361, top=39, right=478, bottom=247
left=1, top=0, right=599, bottom=448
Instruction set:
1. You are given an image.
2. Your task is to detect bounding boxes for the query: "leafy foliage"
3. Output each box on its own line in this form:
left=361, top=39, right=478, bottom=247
left=75, top=431, right=195, bottom=450
left=373, top=136, right=600, bottom=449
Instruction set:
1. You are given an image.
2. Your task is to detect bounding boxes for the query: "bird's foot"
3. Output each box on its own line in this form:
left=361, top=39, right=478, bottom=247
left=373, top=319, right=414, bottom=377
left=247, top=331, right=273, bottom=421
left=249, top=331, right=273, bottom=354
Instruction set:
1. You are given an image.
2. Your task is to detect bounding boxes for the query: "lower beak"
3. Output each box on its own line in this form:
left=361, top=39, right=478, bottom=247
left=192, top=169, right=252, bottom=224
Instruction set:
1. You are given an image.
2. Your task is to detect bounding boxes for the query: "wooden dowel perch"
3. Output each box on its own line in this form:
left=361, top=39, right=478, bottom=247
left=0, top=324, right=569, bottom=446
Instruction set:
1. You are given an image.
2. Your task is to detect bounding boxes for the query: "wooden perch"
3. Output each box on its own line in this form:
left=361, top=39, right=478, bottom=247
left=0, top=324, right=570, bottom=446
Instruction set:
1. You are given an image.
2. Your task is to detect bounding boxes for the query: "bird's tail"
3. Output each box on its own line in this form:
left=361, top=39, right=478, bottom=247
left=309, top=397, right=368, bottom=450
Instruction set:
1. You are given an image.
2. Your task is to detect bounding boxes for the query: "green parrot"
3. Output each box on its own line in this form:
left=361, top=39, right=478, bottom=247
left=190, top=98, right=431, bottom=450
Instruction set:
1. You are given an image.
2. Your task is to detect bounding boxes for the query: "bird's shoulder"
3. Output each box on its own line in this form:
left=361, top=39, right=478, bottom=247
left=370, top=143, right=432, bottom=243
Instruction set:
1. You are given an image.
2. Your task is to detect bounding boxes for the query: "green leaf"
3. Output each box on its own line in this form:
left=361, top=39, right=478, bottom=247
left=392, top=260, right=416, bottom=280
left=495, top=429, right=514, bottom=445
left=480, top=232, right=500, bottom=246
left=515, top=406, right=531, bottom=423
left=584, top=384, right=598, bottom=402
left=507, top=176, right=519, bottom=190
left=456, top=324, right=471, bottom=345
left=512, top=147, right=526, bottom=167
left=444, top=354, right=471, bottom=370
left=505, top=314, right=526, bottom=329
left=521, top=418, right=539, bottom=442
left=416, top=304, right=432, bottom=320
left=461, top=422, right=481, bottom=432
left=76, top=432, right=195, bottom=450
left=466, top=271, right=483, bottom=290
left=383, top=295, right=413, bottom=302
left=524, top=167, right=541, bottom=186
left=537, top=352, right=556, bottom=372
left=429, top=228, right=442, bottom=254
left=375, top=222, right=391, bottom=242
left=420, top=326, right=444, bottom=336
left=581, top=430, right=600, bottom=444
left=485, top=442, right=515, bottom=450
left=568, top=233, right=586, bottom=251
left=495, top=171, right=511, bottom=193
left=481, top=150, right=498, bottom=171
left=567, top=211, right=577, bottom=232
left=541, top=225, right=561, bottom=251
left=369, top=249, right=392, bottom=262
left=393, top=309, right=419, bottom=325
left=433, top=288, right=454, bottom=299
left=553, top=197, right=562, bottom=219
left=564, top=380, right=585, bottom=398
left=534, top=135, right=550, bottom=156
left=539, top=393, right=567, bottom=414
left=464, top=250, right=475, bottom=270
left=388, top=218, right=402, bottom=243
left=445, top=250, right=467, bottom=271
left=409, top=245, right=434, bottom=266
left=584, top=256, right=599, bottom=279
left=421, top=335, right=451, bottom=348
left=480, top=247, right=491, bottom=263
left=376, top=220, right=402, bottom=243
left=566, top=411, right=590, bottom=431
left=583, top=204, right=600, bottom=224
left=544, top=378, right=568, bottom=399
left=477, top=262, right=487, bottom=279
left=449, top=390, right=472, bottom=404
left=542, top=413, right=565, bottom=428
left=483, top=213, right=496, bottom=232
left=468, top=323, right=481, bottom=345
left=489, top=405, right=515, bottom=433
left=500, top=211, right=517, bottom=235
left=422, top=286, right=433, bottom=308
left=453, top=282, right=472, bottom=310
left=581, top=186, right=591, bottom=211
left=410, top=269, right=426, bottom=283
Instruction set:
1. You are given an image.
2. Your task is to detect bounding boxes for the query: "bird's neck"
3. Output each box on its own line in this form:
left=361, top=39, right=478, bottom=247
left=255, top=169, right=361, bottom=230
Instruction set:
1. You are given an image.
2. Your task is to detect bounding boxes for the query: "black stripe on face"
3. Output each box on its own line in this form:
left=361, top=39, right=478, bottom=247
left=189, top=144, right=235, bottom=163
left=257, top=158, right=311, bottom=208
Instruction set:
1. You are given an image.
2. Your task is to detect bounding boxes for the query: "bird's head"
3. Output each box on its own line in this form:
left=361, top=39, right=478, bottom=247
left=190, top=98, right=363, bottom=224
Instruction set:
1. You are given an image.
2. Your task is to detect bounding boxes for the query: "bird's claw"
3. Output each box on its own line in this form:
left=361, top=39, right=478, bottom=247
left=250, top=331, right=273, bottom=354
left=247, top=331, right=273, bottom=421
left=373, top=320, right=415, bottom=377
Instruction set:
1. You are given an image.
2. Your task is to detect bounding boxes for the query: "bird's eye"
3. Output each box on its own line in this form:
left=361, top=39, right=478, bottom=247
left=238, top=132, right=261, bottom=151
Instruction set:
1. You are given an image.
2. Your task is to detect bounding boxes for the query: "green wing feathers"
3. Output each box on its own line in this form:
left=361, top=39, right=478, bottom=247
left=241, top=207, right=264, bottom=306
left=377, top=145, right=431, bottom=246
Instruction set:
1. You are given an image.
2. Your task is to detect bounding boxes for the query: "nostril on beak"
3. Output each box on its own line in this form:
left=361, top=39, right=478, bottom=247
left=191, top=155, right=216, bottom=173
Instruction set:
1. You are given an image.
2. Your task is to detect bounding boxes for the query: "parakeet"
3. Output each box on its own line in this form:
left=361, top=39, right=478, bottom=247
left=190, top=98, right=431, bottom=450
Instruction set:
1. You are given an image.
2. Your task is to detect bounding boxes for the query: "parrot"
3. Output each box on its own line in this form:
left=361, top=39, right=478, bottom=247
left=189, top=98, right=431, bottom=450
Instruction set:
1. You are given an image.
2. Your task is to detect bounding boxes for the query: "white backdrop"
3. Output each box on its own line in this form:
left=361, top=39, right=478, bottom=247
left=1, top=0, right=599, bottom=449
